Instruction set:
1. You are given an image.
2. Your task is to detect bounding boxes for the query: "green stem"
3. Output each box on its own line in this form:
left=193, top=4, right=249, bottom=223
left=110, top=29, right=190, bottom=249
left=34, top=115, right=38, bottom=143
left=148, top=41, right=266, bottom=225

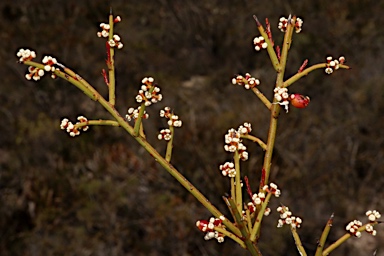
left=322, top=223, right=378, bottom=256
left=259, top=16, right=296, bottom=189
left=283, top=63, right=350, bottom=88
left=291, top=227, right=307, bottom=256
left=133, top=103, right=146, bottom=136
left=253, top=15, right=280, bottom=72
left=241, top=134, right=267, bottom=151
left=214, top=226, right=246, bottom=249
left=315, top=213, right=334, bottom=256
left=108, top=12, right=116, bottom=105
left=234, top=150, right=242, bottom=213
left=165, top=125, right=174, bottom=162
left=251, top=87, right=272, bottom=109
left=250, top=192, right=272, bottom=241
left=227, top=197, right=261, bottom=256
left=260, top=103, right=280, bottom=188
left=76, top=120, right=119, bottom=129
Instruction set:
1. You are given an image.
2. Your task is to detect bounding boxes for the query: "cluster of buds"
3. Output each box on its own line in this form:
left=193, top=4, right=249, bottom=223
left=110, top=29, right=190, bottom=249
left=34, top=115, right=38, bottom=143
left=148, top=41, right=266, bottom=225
left=253, top=36, right=268, bottom=51
left=97, top=16, right=123, bottom=49
left=238, top=122, right=252, bottom=135
left=231, top=73, right=260, bottom=89
left=16, top=49, right=44, bottom=81
left=277, top=206, right=302, bottom=229
left=42, top=56, right=59, bottom=78
left=17, top=48, right=36, bottom=62
left=108, top=35, right=123, bottom=49
left=224, top=128, right=248, bottom=161
left=125, top=106, right=149, bottom=121
left=346, top=220, right=363, bottom=238
left=274, top=87, right=290, bottom=112
left=158, top=129, right=171, bottom=141
left=219, top=161, right=235, bottom=178
left=25, top=66, right=45, bottom=81
left=346, top=210, right=381, bottom=237
left=60, top=116, right=89, bottom=137
left=325, top=56, right=346, bottom=74
left=262, top=183, right=281, bottom=197
left=136, top=77, right=163, bottom=107
left=278, top=16, right=303, bottom=33
left=158, top=107, right=182, bottom=141
left=196, top=216, right=226, bottom=243
left=246, top=183, right=280, bottom=215
left=159, top=107, right=182, bottom=127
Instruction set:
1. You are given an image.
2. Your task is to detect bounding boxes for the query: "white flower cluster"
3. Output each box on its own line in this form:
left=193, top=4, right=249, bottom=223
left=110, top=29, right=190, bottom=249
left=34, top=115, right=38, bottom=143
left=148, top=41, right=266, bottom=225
left=346, top=210, right=381, bottom=237
left=277, top=206, right=302, bottom=229
left=25, top=66, right=45, bottom=81
left=262, top=182, right=281, bottom=197
left=136, top=77, right=162, bottom=107
left=108, top=34, right=123, bottom=49
left=196, top=216, right=226, bottom=243
left=238, top=122, right=252, bottom=135
left=16, top=48, right=36, bottom=62
left=125, top=106, right=149, bottom=121
left=325, top=56, right=345, bottom=74
left=158, top=128, right=171, bottom=141
left=231, top=73, right=260, bottom=89
left=159, top=107, right=182, bottom=127
left=224, top=128, right=248, bottom=161
left=274, top=87, right=290, bottom=113
left=346, top=220, right=363, bottom=237
left=219, top=162, right=236, bottom=178
left=278, top=16, right=303, bottom=33
left=97, top=23, right=110, bottom=38
left=157, top=107, right=182, bottom=141
left=253, top=36, right=268, bottom=51
left=366, top=210, right=381, bottom=222
left=97, top=16, right=123, bottom=49
left=60, top=116, right=89, bottom=137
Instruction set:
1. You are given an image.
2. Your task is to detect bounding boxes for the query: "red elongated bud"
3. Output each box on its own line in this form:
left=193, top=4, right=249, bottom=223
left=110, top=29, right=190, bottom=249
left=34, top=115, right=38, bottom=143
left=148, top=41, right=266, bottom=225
left=289, top=94, right=310, bottom=108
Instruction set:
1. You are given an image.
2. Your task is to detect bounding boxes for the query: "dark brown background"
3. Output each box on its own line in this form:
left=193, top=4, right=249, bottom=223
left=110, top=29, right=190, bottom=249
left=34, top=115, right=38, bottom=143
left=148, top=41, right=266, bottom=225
left=1, top=0, right=383, bottom=255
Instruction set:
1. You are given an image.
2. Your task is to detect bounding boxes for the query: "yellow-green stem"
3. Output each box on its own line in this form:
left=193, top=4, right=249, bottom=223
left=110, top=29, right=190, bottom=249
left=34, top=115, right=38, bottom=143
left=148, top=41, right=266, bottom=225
left=254, top=15, right=280, bottom=72
left=291, top=227, right=307, bottom=256
left=234, top=150, right=242, bottom=214
left=227, top=197, right=261, bottom=256
left=215, top=226, right=246, bottom=249
left=283, top=63, right=350, bottom=88
left=108, top=13, right=116, bottom=105
left=251, top=87, right=272, bottom=109
left=315, top=213, right=334, bottom=256
left=165, top=125, right=174, bottom=162
left=260, top=103, right=280, bottom=188
left=250, top=192, right=272, bottom=241
left=242, top=134, right=267, bottom=151
left=322, top=222, right=378, bottom=255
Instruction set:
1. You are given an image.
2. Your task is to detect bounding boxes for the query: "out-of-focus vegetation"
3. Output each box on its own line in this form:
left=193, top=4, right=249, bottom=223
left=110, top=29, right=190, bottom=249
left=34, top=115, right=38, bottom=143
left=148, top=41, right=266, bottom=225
left=1, top=0, right=384, bottom=255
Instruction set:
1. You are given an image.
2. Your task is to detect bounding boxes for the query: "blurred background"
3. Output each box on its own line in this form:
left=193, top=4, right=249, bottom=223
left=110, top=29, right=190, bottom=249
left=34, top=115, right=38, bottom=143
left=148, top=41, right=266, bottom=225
left=1, top=0, right=383, bottom=255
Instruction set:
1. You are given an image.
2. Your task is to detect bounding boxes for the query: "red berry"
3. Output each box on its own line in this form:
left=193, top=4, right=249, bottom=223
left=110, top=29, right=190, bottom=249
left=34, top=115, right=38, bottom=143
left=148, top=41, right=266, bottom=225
left=289, top=94, right=310, bottom=108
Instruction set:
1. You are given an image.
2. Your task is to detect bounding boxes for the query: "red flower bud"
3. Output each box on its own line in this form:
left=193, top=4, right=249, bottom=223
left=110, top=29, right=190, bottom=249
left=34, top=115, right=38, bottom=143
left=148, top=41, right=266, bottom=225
left=289, top=94, right=310, bottom=108
left=196, top=220, right=209, bottom=232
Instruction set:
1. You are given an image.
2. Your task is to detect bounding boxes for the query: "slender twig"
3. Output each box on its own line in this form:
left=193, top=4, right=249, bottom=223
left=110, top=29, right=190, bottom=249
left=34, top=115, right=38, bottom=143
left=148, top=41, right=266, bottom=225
left=315, top=213, right=334, bottom=256
left=107, top=12, right=116, bottom=105
left=291, top=227, right=307, bottom=256
left=253, top=15, right=280, bottom=72
left=165, top=125, right=174, bottom=162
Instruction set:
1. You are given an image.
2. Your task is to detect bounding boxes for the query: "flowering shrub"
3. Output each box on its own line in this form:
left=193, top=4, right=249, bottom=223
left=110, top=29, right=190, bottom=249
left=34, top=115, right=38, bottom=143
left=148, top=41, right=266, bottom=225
left=16, top=11, right=381, bottom=256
